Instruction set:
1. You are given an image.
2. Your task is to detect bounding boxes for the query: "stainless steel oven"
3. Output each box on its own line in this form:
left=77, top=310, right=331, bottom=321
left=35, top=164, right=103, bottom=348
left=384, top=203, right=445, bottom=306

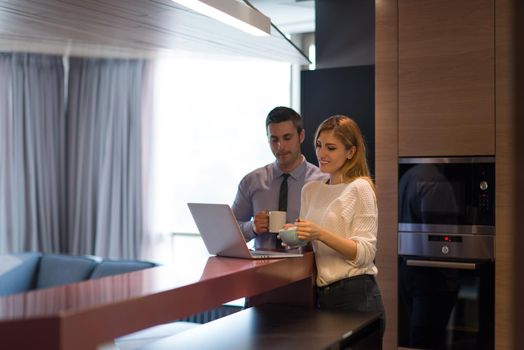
left=398, top=157, right=495, bottom=350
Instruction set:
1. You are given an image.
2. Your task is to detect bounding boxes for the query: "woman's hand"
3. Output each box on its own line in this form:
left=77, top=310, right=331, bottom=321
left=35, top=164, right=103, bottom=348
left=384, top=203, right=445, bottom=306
left=294, top=219, right=324, bottom=241
left=282, top=223, right=295, bottom=230
left=294, top=219, right=359, bottom=261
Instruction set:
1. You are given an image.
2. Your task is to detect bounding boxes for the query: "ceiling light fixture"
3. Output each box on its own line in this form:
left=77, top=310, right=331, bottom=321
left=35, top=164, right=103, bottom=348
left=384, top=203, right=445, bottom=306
left=172, top=0, right=271, bottom=36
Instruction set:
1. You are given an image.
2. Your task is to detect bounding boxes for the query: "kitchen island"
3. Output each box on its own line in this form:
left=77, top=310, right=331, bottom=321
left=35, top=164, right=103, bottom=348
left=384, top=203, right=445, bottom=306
left=0, top=252, right=315, bottom=350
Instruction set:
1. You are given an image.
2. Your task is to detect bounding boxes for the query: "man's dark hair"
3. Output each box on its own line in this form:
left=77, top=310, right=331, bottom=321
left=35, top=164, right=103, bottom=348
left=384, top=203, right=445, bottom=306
left=265, top=106, right=303, bottom=134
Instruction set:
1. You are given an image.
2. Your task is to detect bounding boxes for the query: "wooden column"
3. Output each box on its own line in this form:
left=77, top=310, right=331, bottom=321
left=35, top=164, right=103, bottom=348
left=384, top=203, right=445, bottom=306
left=512, top=0, right=524, bottom=346
left=495, top=0, right=515, bottom=348
left=375, top=0, right=399, bottom=348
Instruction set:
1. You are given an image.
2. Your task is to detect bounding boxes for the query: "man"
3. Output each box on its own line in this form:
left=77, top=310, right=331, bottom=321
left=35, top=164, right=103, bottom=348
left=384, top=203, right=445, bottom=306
left=232, top=106, right=326, bottom=250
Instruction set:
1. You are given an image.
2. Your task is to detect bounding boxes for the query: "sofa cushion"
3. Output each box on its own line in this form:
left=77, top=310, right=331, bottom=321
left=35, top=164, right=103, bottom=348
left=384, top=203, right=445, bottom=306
left=0, top=252, right=42, bottom=296
left=89, top=259, right=157, bottom=279
left=36, top=254, right=99, bottom=289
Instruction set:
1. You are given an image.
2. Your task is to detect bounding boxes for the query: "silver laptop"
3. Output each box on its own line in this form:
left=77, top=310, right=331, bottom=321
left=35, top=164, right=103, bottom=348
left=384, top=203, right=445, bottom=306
left=187, top=203, right=303, bottom=259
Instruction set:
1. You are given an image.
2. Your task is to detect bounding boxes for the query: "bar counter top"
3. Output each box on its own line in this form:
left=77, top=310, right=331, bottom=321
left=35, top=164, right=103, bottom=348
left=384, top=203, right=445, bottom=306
left=0, top=252, right=314, bottom=350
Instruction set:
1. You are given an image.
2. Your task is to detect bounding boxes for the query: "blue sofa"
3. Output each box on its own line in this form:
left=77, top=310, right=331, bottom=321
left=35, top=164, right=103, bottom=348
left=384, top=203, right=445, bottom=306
left=0, top=252, right=157, bottom=297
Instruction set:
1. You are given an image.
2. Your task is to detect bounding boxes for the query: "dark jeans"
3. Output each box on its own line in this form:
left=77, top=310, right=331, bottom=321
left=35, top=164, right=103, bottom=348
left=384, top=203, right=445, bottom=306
left=317, top=274, right=386, bottom=338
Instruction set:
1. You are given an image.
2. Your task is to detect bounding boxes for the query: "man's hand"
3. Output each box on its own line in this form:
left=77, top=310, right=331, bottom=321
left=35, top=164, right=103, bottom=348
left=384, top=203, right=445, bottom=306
left=252, top=210, right=269, bottom=234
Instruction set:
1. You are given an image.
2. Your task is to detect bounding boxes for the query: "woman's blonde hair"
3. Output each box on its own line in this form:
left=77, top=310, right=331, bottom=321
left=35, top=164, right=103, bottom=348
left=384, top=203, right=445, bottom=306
left=314, top=115, right=374, bottom=188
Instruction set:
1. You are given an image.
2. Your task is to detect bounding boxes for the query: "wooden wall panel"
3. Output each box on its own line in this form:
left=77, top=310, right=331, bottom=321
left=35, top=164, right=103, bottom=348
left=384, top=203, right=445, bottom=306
left=495, top=0, right=515, bottom=349
left=375, top=0, right=398, bottom=348
left=514, top=0, right=524, bottom=345
left=398, top=0, right=495, bottom=156
left=377, top=0, right=516, bottom=348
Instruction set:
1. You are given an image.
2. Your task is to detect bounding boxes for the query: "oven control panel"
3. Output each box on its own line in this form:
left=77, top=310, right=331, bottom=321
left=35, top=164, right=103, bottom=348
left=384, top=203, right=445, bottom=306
left=398, top=231, right=494, bottom=260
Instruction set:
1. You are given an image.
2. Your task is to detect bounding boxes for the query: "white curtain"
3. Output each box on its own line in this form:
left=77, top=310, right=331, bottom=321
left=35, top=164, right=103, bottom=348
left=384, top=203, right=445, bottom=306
left=0, top=53, right=65, bottom=253
left=66, top=58, right=147, bottom=259
left=0, top=53, right=150, bottom=259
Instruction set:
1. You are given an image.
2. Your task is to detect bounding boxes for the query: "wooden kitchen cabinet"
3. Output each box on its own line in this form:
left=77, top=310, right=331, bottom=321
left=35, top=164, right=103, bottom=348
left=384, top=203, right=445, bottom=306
left=398, top=0, right=495, bottom=156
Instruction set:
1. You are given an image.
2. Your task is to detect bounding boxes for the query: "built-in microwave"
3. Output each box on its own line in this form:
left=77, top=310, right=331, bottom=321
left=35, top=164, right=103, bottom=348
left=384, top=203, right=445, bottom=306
left=398, top=157, right=495, bottom=235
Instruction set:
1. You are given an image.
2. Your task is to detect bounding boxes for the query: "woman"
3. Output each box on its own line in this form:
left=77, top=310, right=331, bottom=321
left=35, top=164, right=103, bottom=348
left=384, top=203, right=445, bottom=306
left=291, top=115, right=385, bottom=335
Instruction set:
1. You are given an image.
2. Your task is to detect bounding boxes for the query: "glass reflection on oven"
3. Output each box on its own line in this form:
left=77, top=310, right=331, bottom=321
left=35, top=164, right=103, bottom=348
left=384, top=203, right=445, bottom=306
left=399, top=163, right=460, bottom=225
left=398, top=260, right=493, bottom=349
left=399, top=259, right=460, bottom=348
left=399, top=163, right=460, bottom=348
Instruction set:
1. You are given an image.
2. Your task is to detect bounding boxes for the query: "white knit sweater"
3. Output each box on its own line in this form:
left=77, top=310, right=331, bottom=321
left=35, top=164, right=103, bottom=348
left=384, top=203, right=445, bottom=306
left=300, top=178, right=378, bottom=287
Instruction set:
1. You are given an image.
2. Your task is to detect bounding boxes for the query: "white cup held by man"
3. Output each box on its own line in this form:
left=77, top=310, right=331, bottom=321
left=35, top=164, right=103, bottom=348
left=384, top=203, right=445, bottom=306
left=268, top=211, right=286, bottom=233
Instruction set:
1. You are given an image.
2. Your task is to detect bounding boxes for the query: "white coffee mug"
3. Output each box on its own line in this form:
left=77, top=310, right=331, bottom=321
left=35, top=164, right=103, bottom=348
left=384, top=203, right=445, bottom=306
left=268, top=211, right=286, bottom=233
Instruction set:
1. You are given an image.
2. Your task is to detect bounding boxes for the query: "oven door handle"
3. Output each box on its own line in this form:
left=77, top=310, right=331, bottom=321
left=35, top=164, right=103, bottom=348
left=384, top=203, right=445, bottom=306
left=405, top=259, right=477, bottom=270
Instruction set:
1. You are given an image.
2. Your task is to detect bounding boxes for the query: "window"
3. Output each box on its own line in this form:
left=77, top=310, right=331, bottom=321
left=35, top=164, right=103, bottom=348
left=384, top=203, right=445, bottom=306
left=150, top=58, right=292, bottom=238
left=308, top=43, right=316, bottom=70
